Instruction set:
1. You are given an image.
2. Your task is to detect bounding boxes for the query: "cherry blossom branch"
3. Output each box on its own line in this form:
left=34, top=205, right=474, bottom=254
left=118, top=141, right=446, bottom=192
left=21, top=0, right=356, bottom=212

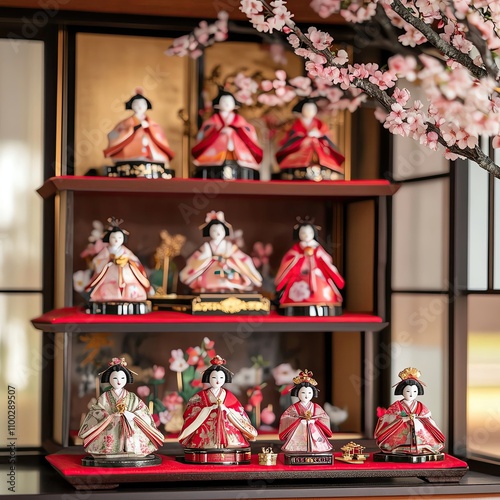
left=390, top=0, right=488, bottom=81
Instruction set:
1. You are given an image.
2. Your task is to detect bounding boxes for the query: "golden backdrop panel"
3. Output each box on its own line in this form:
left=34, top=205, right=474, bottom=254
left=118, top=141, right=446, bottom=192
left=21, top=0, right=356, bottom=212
left=74, top=33, right=189, bottom=176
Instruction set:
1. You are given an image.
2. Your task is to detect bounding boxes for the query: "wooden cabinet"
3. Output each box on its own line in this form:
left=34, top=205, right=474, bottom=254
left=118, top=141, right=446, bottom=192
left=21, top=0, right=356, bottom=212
left=33, top=176, right=398, bottom=447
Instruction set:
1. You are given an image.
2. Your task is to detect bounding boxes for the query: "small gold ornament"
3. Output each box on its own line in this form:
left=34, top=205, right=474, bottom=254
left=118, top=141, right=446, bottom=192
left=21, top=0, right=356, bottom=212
left=258, top=447, right=277, bottom=466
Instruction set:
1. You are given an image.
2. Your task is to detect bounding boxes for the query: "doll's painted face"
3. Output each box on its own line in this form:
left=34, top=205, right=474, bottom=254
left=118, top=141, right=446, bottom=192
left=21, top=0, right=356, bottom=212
left=131, top=98, right=148, bottom=116
left=298, top=386, right=314, bottom=404
left=402, top=384, right=418, bottom=402
left=217, top=95, right=236, bottom=113
left=298, top=225, right=315, bottom=243
left=209, top=223, right=226, bottom=241
left=209, top=370, right=226, bottom=389
left=108, top=231, right=125, bottom=248
left=301, top=102, right=318, bottom=119
left=109, top=370, right=127, bottom=391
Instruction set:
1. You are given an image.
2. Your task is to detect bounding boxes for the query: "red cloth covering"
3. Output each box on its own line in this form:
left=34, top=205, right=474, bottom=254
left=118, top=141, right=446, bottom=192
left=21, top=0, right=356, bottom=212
left=33, top=308, right=383, bottom=326
left=47, top=452, right=468, bottom=478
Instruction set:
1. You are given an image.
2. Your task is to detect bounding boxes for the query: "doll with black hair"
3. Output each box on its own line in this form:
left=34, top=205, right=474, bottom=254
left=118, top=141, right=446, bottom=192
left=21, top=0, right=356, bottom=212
left=374, top=368, right=445, bottom=457
left=178, top=355, right=258, bottom=463
left=276, top=97, right=344, bottom=181
left=179, top=211, right=262, bottom=293
left=274, top=217, right=344, bottom=316
left=78, top=357, right=164, bottom=459
left=278, top=369, right=333, bottom=455
left=191, top=88, right=263, bottom=180
left=103, top=89, right=175, bottom=178
left=85, top=217, right=152, bottom=313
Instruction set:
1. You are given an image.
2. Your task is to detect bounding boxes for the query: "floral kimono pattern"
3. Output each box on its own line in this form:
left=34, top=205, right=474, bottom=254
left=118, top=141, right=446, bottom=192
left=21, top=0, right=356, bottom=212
left=374, top=400, right=445, bottom=454
left=275, top=242, right=344, bottom=305
left=178, top=388, right=258, bottom=449
left=279, top=402, right=333, bottom=453
left=179, top=239, right=262, bottom=293
left=86, top=246, right=151, bottom=301
left=78, top=389, right=164, bottom=456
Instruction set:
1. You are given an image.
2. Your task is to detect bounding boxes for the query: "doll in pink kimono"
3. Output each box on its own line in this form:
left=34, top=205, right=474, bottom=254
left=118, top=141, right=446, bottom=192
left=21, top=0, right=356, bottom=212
left=275, top=218, right=344, bottom=315
left=179, top=211, right=262, bottom=293
left=374, top=368, right=445, bottom=456
left=279, top=369, right=333, bottom=453
left=86, top=218, right=151, bottom=310
left=191, top=90, right=263, bottom=180
left=276, top=98, right=344, bottom=181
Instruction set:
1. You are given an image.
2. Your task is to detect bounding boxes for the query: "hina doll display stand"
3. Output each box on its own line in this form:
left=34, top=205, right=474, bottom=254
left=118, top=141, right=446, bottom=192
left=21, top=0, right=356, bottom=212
left=46, top=450, right=469, bottom=490
left=183, top=447, right=252, bottom=465
left=87, top=300, right=152, bottom=315
left=373, top=452, right=446, bottom=464
left=193, top=163, right=259, bottom=181
left=282, top=452, right=333, bottom=466
left=81, top=454, right=161, bottom=468
left=277, top=303, right=342, bottom=317
left=190, top=293, right=271, bottom=315
left=105, top=161, right=175, bottom=179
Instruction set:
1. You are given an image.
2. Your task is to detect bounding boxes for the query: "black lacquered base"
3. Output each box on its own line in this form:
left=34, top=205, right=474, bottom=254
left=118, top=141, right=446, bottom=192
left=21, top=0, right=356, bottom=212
left=183, top=447, right=252, bottom=465
left=193, top=162, right=259, bottom=180
left=277, top=304, right=342, bottom=317
left=373, top=452, right=445, bottom=464
left=106, top=162, right=175, bottom=179
left=82, top=454, right=161, bottom=467
left=283, top=452, right=333, bottom=466
left=87, top=301, right=152, bottom=315
left=279, top=166, right=344, bottom=182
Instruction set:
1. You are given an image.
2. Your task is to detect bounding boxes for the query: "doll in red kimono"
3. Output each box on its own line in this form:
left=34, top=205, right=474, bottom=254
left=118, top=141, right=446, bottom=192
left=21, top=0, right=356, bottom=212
left=85, top=218, right=152, bottom=314
left=192, top=89, right=263, bottom=180
left=374, top=368, right=445, bottom=456
left=276, top=98, right=344, bottom=181
left=104, top=91, right=175, bottom=177
left=275, top=218, right=344, bottom=316
left=178, top=356, right=258, bottom=456
left=179, top=211, right=262, bottom=293
left=279, top=369, right=333, bottom=453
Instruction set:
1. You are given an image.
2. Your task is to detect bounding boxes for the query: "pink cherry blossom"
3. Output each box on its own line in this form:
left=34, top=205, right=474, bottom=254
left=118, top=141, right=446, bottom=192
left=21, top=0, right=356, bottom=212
left=306, top=26, right=333, bottom=50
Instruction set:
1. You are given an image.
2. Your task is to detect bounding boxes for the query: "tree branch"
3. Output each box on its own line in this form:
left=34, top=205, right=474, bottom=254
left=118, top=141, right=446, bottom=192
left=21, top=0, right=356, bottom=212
left=390, top=0, right=488, bottom=80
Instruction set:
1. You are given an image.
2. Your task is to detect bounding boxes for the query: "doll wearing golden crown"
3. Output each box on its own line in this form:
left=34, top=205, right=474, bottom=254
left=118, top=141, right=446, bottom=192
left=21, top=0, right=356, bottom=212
left=374, top=368, right=445, bottom=455
left=178, top=356, right=258, bottom=450
left=275, top=218, right=344, bottom=312
left=179, top=211, right=262, bottom=293
left=278, top=370, right=333, bottom=454
left=78, top=358, right=164, bottom=458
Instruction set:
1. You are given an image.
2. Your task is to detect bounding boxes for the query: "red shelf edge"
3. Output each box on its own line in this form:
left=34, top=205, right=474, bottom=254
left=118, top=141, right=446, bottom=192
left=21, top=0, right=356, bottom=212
left=37, top=176, right=401, bottom=199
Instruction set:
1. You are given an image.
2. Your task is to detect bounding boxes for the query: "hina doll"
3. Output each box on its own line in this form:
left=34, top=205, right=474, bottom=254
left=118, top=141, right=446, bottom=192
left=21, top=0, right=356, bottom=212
left=85, top=217, right=152, bottom=314
left=104, top=90, right=175, bottom=177
left=279, top=370, right=333, bottom=456
left=179, top=211, right=263, bottom=293
left=78, top=358, right=164, bottom=459
left=374, top=368, right=445, bottom=457
left=191, top=89, right=263, bottom=180
left=275, top=217, right=344, bottom=316
left=276, top=98, right=344, bottom=181
left=178, top=355, right=258, bottom=464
